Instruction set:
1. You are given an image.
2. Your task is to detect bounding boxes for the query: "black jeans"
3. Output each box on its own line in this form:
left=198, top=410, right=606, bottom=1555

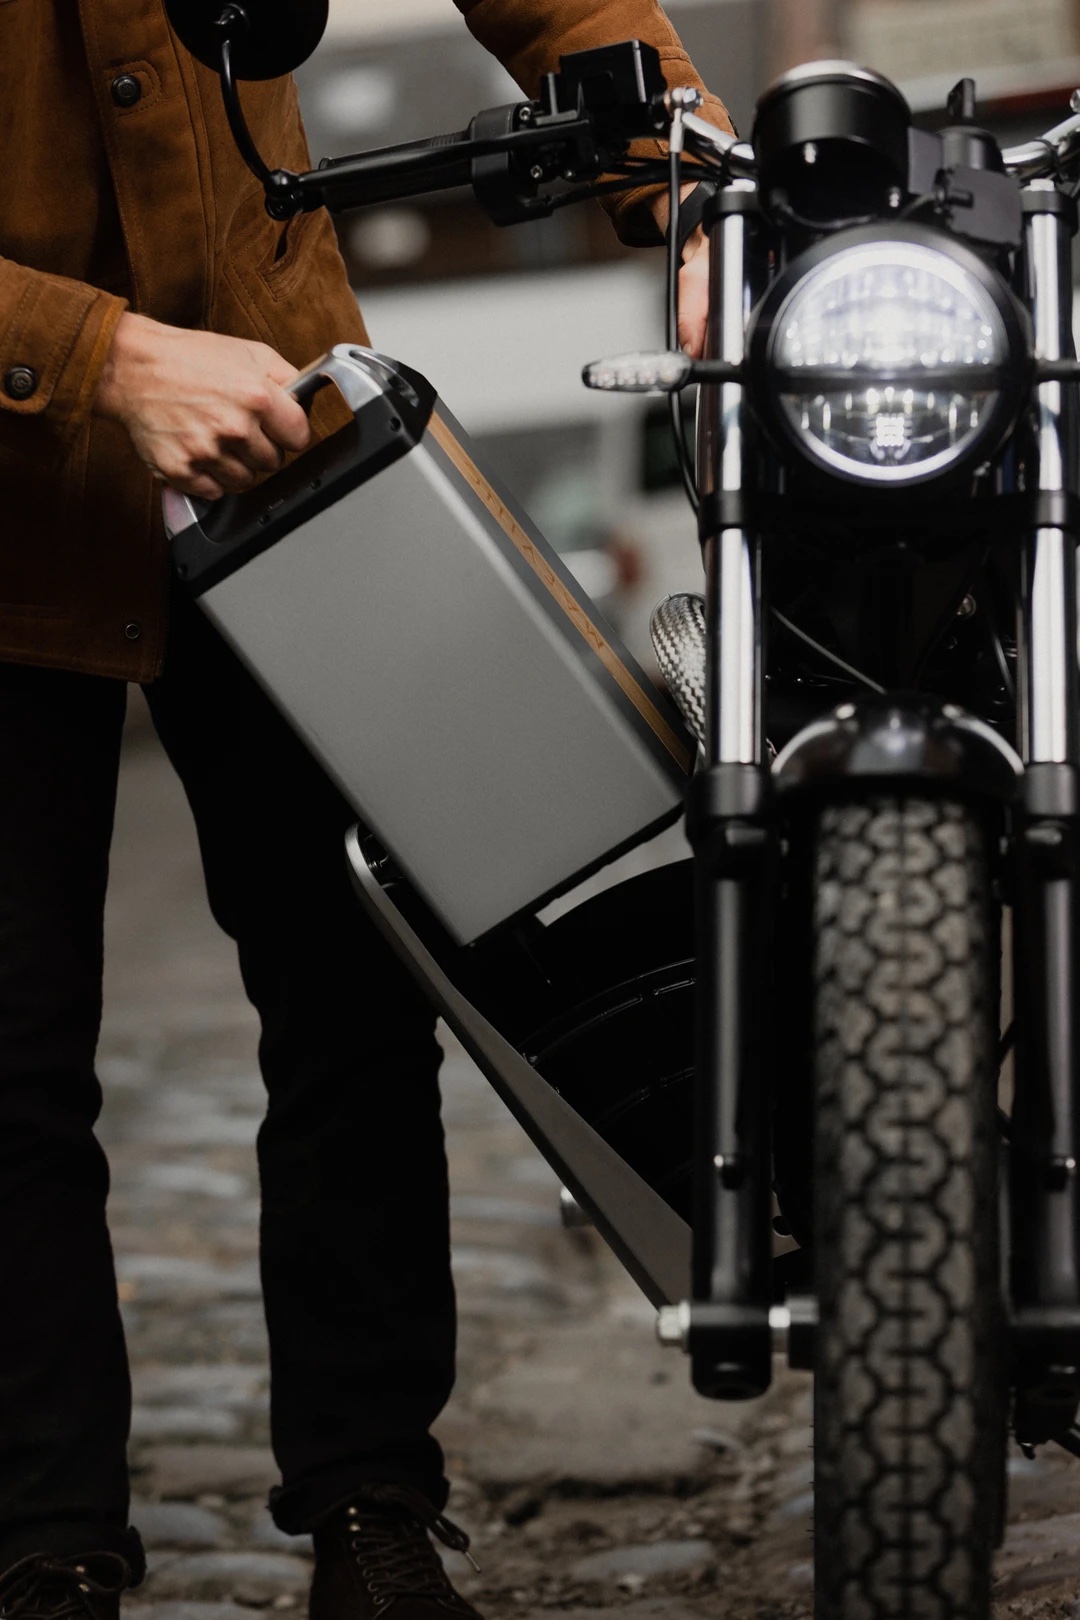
left=0, top=596, right=455, bottom=1579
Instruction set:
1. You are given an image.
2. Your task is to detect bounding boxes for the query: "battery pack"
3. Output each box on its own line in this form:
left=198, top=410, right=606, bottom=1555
left=165, top=345, right=692, bottom=944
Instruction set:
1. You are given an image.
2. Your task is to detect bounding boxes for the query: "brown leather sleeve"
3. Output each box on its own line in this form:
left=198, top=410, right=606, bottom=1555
left=454, top=0, right=734, bottom=243
left=0, top=261, right=128, bottom=433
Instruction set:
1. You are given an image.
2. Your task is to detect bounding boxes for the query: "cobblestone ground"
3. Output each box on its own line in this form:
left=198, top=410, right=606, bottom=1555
left=98, top=706, right=1080, bottom=1620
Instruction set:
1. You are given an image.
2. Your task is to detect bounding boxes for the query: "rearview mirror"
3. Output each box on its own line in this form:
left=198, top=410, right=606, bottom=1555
left=164, top=0, right=328, bottom=80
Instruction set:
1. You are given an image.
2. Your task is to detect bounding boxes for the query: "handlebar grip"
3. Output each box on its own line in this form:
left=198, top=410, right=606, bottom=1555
left=308, top=120, right=509, bottom=209
left=320, top=129, right=470, bottom=168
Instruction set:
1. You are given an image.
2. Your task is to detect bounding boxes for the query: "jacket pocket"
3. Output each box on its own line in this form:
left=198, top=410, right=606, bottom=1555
left=258, top=208, right=322, bottom=299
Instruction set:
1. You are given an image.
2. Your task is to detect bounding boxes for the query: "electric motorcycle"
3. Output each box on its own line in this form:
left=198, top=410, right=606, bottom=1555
left=161, top=3, right=1080, bottom=1610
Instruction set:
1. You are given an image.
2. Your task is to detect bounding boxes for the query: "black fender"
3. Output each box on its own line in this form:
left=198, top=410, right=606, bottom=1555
left=772, top=695, right=1022, bottom=804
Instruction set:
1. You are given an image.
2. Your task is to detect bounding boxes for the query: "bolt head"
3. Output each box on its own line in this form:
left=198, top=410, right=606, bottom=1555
left=656, top=1301, right=691, bottom=1349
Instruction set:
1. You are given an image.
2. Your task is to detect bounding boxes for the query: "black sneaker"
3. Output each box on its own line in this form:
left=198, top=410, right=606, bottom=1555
left=309, top=1485, right=483, bottom=1620
left=0, top=1553, right=131, bottom=1620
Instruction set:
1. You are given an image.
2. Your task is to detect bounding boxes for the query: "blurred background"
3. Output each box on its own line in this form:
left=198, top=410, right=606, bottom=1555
left=293, top=0, right=1080, bottom=667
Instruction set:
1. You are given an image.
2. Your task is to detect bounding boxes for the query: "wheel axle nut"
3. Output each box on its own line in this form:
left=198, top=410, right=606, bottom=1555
left=656, top=1301, right=691, bottom=1349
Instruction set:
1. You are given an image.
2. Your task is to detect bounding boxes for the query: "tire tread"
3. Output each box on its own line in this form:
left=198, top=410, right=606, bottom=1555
left=812, top=798, right=1001, bottom=1620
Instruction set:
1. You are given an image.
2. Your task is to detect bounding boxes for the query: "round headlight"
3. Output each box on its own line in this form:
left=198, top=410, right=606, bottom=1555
left=751, top=230, right=1027, bottom=486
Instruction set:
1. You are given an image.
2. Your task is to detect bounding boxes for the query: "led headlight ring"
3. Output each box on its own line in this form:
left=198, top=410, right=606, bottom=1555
left=747, top=222, right=1030, bottom=489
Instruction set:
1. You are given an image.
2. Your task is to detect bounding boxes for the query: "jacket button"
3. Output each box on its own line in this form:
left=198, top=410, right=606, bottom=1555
left=123, top=621, right=142, bottom=641
left=111, top=74, right=142, bottom=108
left=3, top=366, right=37, bottom=401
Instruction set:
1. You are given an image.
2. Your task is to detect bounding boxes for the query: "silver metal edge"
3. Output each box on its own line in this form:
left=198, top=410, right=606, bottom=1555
left=761, top=59, right=910, bottom=108
left=162, top=486, right=206, bottom=542
left=1020, top=186, right=1080, bottom=765
left=345, top=826, right=692, bottom=1307
left=286, top=342, right=393, bottom=412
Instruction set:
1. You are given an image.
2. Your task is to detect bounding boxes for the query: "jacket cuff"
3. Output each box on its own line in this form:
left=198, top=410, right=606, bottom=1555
left=0, top=263, right=128, bottom=432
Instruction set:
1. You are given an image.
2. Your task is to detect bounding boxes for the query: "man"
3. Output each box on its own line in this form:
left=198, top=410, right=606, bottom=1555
left=0, top=3, right=730, bottom=1618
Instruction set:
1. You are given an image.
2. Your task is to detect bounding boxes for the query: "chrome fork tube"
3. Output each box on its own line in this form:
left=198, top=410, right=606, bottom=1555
left=1023, top=530, right=1076, bottom=761
left=1011, top=182, right=1080, bottom=1366
left=1019, top=182, right=1079, bottom=765
left=685, top=181, right=773, bottom=1401
left=700, top=182, right=762, bottom=767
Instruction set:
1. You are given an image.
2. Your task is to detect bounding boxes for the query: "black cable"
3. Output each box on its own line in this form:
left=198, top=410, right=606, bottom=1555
left=997, top=1017, right=1016, bottom=1069
left=990, top=623, right=1016, bottom=703
left=980, top=585, right=1017, bottom=706
left=770, top=194, right=878, bottom=232
left=899, top=191, right=941, bottom=221
left=618, top=156, right=723, bottom=176
left=667, top=140, right=699, bottom=514
left=219, top=35, right=276, bottom=188
left=666, top=146, right=681, bottom=352
left=770, top=608, right=886, bottom=693
left=909, top=552, right=993, bottom=692
left=546, top=163, right=714, bottom=212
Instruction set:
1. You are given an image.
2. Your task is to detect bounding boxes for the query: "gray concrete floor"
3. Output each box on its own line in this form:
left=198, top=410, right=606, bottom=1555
left=99, top=700, right=1080, bottom=1620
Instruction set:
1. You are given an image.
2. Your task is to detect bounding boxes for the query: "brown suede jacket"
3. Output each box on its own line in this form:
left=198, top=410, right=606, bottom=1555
left=0, top=0, right=731, bottom=680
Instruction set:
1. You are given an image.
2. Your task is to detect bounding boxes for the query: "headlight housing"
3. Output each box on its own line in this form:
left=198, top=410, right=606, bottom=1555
left=749, top=226, right=1029, bottom=487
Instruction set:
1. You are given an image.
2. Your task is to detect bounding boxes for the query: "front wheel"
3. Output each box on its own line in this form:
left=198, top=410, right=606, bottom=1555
left=811, top=798, right=1005, bottom=1620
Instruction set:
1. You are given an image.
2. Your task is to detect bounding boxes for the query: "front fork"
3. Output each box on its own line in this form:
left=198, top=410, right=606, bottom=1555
left=682, top=182, right=776, bottom=1398
left=1012, top=182, right=1080, bottom=1421
left=682, top=179, right=1080, bottom=1408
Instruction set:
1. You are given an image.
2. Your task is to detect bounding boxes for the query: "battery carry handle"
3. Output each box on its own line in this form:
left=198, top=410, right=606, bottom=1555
left=160, top=344, right=406, bottom=540
left=286, top=347, right=390, bottom=413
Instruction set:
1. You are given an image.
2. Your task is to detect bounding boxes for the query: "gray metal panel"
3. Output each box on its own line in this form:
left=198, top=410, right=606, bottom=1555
left=200, top=414, right=687, bottom=942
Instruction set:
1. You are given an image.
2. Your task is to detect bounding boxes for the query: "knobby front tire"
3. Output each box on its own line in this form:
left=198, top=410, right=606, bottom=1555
left=811, top=798, right=1005, bottom=1620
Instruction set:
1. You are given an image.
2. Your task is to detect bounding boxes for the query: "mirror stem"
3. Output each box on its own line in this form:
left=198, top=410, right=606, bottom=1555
left=215, top=8, right=277, bottom=189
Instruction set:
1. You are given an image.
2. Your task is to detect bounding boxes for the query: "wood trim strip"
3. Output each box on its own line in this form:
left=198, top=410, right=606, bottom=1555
left=427, top=412, right=693, bottom=775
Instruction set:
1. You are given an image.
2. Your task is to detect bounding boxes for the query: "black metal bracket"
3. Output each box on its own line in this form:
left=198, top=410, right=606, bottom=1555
left=1021, top=186, right=1080, bottom=232
left=772, top=694, right=1022, bottom=803
left=1013, top=1306, right=1080, bottom=1417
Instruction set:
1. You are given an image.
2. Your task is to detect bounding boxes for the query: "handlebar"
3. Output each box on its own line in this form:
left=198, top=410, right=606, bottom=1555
left=220, top=14, right=1080, bottom=227
left=682, top=111, right=757, bottom=179
left=224, top=38, right=677, bottom=223
left=1002, top=102, right=1080, bottom=178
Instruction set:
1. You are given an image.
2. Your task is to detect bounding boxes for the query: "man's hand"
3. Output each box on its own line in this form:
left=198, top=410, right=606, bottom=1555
left=94, top=312, right=312, bottom=501
left=677, top=227, right=710, bottom=360
left=650, top=189, right=710, bottom=360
